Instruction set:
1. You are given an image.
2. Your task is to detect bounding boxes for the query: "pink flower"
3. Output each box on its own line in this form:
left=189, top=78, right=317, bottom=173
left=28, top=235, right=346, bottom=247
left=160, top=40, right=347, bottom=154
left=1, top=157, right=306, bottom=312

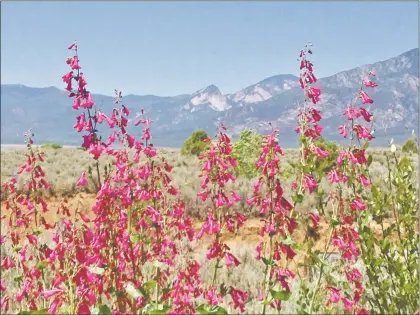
left=309, top=211, right=320, bottom=227
left=312, top=146, right=329, bottom=158
left=197, top=190, right=208, bottom=202
left=69, top=56, right=81, bottom=70
left=206, top=287, right=222, bottom=306
left=215, top=193, right=225, bottom=207
left=303, top=174, right=317, bottom=193
left=1, top=256, right=15, bottom=269
left=82, top=135, right=93, bottom=149
left=42, top=289, right=63, bottom=299
left=357, top=174, right=370, bottom=187
left=106, top=131, right=117, bottom=146
left=359, top=90, right=374, bottom=104
left=336, top=151, right=346, bottom=166
left=73, top=113, right=86, bottom=132
left=78, top=73, right=87, bottom=90
left=0, top=279, right=6, bottom=292
left=354, top=125, right=374, bottom=140
left=328, top=169, right=340, bottom=183
left=307, top=87, right=321, bottom=104
left=81, top=92, right=95, bottom=109
left=231, top=191, right=242, bottom=202
left=359, top=107, right=373, bottom=122
left=280, top=243, right=296, bottom=259
left=62, top=72, right=73, bottom=90
left=88, top=142, right=104, bottom=159
left=256, top=242, right=263, bottom=260
left=16, top=289, right=25, bottom=302
left=338, top=124, right=348, bottom=138
left=72, top=96, right=81, bottom=110
left=122, top=105, right=130, bottom=116
left=363, top=79, right=378, bottom=88
left=196, top=212, right=220, bottom=239
left=76, top=171, right=87, bottom=187
left=311, top=108, right=322, bottom=121
left=48, top=297, right=62, bottom=314
left=326, top=287, right=341, bottom=305
left=253, top=178, right=263, bottom=193
left=342, top=297, right=355, bottom=312
left=202, top=160, right=212, bottom=172
left=346, top=268, right=362, bottom=282
left=225, top=252, right=240, bottom=267
left=350, top=198, right=367, bottom=211
left=1, top=296, right=9, bottom=313
left=344, top=106, right=361, bottom=120
left=230, top=288, right=249, bottom=313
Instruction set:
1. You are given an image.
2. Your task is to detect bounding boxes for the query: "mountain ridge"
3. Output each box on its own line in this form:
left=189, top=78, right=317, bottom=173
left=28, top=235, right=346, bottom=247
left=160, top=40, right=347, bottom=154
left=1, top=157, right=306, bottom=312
left=1, top=48, right=418, bottom=148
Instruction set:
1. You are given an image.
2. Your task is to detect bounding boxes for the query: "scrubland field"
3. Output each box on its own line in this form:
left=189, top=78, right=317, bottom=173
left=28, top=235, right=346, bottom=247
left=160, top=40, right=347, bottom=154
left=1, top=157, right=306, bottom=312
left=1, top=42, right=418, bottom=315
left=1, top=146, right=415, bottom=217
left=1, top=145, right=418, bottom=314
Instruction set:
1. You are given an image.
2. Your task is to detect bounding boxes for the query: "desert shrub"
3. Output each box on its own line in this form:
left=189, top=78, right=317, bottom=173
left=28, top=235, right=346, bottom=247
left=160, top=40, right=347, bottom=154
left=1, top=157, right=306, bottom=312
left=312, top=137, right=339, bottom=175
left=401, top=138, right=419, bottom=154
left=181, top=129, right=210, bottom=156
left=41, top=143, right=63, bottom=149
left=231, top=129, right=263, bottom=179
left=359, top=150, right=419, bottom=314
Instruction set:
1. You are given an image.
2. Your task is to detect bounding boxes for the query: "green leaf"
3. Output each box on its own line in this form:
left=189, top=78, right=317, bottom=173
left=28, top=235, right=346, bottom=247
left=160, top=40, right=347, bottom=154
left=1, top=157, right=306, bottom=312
left=367, top=154, right=373, bottom=167
left=293, top=194, right=304, bottom=204
left=142, top=280, right=157, bottom=295
left=259, top=299, right=273, bottom=305
left=130, top=234, right=141, bottom=243
left=282, top=237, right=295, bottom=245
left=14, top=275, right=24, bottom=282
left=36, top=260, right=48, bottom=270
left=18, top=310, right=48, bottom=315
left=262, top=257, right=276, bottom=267
left=196, top=304, right=228, bottom=315
left=91, top=304, right=112, bottom=315
left=270, top=289, right=292, bottom=301
left=330, top=217, right=341, bottom=227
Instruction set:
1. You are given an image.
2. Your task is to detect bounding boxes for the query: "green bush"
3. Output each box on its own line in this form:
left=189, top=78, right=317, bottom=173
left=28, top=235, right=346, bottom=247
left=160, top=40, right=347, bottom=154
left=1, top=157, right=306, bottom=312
left=41, top=143, right=63, bottom=149
left=232, top=129, right=263, bottom=179
left=401, top=138, right=418, bottom=154
left=312, top=137, right=339, bottom=176
left=181, top=129, right=210, bottom=156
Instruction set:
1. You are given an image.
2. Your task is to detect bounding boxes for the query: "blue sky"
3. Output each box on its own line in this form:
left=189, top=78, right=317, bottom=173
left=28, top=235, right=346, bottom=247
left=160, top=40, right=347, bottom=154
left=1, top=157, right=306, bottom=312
left=1, top=1, right=418, bottom=96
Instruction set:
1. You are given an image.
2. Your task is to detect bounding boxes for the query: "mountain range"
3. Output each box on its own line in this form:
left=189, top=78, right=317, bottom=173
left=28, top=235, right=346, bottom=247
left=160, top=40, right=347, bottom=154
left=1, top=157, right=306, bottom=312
left=1, top=48, right=418, bottom=148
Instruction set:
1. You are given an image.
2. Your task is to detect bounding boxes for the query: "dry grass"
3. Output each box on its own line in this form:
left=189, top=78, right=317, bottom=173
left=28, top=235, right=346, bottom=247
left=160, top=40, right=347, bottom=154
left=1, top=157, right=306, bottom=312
left=1, top=146, right=417, bottom=219
left=1, top=145, right=416, bottom=314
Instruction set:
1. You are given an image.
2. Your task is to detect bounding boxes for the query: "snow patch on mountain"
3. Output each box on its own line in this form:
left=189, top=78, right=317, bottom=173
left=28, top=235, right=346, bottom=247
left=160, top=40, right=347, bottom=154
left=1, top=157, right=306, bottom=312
left=229, top=75, right=299, bottom=104
left=186, top=85, right=231, bottom=111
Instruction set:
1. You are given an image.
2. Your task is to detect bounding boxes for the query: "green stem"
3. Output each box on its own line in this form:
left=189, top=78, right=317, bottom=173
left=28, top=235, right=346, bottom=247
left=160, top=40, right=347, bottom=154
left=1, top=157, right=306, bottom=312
left=95, top=160, right=102, bottom=190
left=262, top=234, right=274, bottom=315
left=308, top=225, right=334, bottom=314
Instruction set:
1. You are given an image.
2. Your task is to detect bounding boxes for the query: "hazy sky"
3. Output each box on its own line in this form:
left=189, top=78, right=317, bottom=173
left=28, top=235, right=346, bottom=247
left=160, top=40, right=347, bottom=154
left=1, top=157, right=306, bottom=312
left=1, top=1, right=418, bottom=96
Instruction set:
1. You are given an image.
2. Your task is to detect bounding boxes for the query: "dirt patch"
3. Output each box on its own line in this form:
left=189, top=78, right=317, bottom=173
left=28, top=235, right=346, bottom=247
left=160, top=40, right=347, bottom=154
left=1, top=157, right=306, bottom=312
left=1, top=193, right=403, bottom=273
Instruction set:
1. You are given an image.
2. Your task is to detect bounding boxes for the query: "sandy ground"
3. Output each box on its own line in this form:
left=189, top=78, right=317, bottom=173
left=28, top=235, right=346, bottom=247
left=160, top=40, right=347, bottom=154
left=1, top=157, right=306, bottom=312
left=1, top=192, right=399, bottom=275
